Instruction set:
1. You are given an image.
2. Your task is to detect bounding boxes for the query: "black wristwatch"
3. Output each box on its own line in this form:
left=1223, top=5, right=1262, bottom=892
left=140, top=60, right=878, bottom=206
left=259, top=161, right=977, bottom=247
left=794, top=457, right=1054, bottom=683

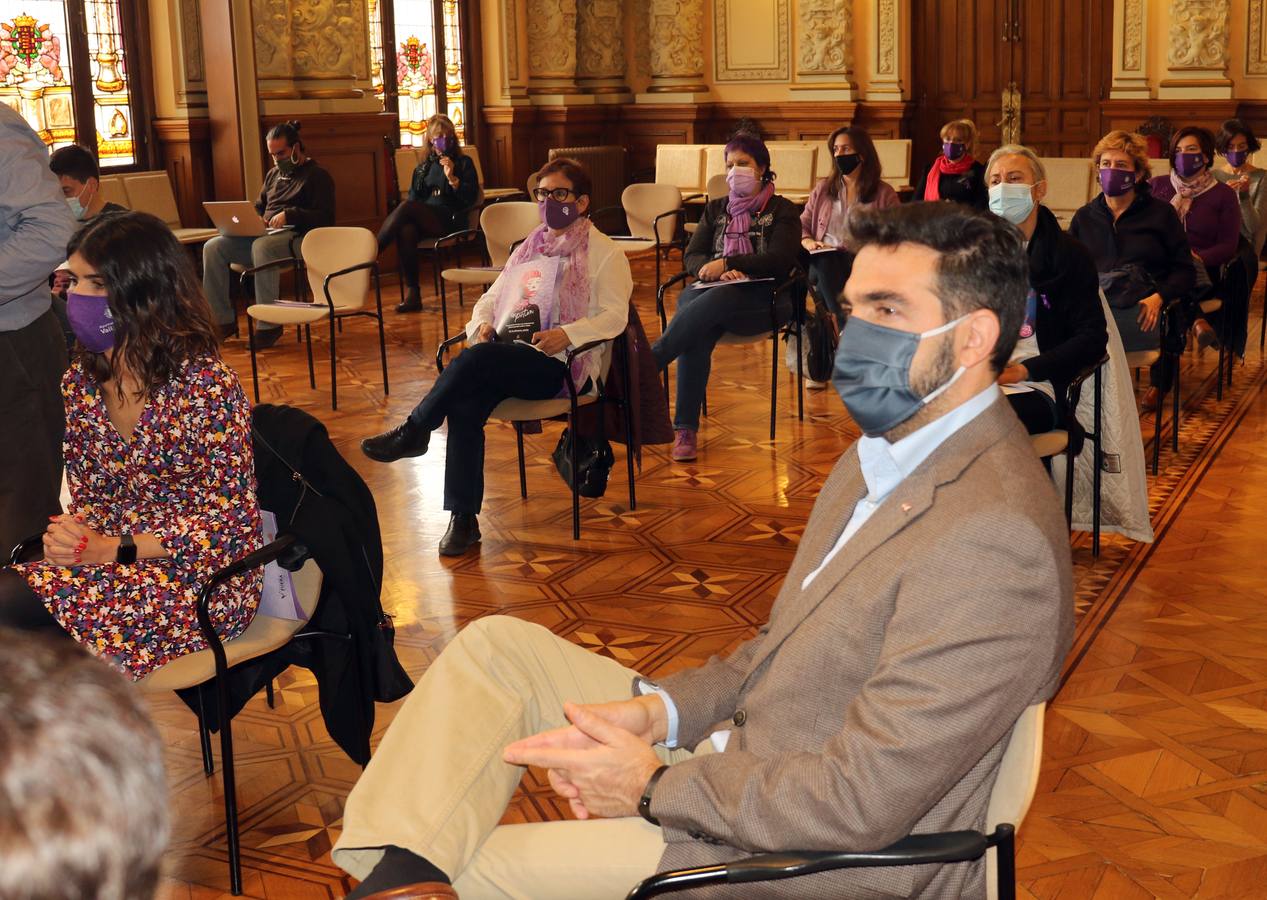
left=116, top=532, right=137, bottom=564
left=638, top=764, right=670, bottom=826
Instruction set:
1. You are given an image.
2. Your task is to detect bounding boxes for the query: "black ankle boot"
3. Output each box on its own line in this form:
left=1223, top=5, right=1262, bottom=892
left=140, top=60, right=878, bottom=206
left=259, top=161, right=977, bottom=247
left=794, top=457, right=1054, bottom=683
left=361, top=422, right=429, bottom=463
left=438, top=513, right=481, bottom=556
left=396, top=287, right=423, bottom=313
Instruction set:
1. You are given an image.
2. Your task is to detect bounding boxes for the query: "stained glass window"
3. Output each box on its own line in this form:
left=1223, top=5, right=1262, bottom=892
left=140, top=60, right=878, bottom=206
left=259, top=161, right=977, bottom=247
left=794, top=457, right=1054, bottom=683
left=367, top=0, right=468, bottom=148
left=1, top=1, right=77, bottom=151
left=0, top=0, right=139, bottom=166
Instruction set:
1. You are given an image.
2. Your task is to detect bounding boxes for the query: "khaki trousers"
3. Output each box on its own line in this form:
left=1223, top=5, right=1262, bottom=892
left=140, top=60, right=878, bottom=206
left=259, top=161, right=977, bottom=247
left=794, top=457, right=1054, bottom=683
left=333, top=615, right=700, bottom=899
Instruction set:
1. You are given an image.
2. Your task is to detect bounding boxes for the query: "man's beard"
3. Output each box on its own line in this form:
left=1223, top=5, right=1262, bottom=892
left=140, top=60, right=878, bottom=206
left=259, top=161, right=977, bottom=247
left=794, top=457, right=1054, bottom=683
left=883, top=335, right=960, bottom=442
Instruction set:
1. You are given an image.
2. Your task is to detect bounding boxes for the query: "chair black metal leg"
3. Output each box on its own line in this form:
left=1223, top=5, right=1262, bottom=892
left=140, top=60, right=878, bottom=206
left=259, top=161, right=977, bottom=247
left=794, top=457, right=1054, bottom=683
left=217, top=688, right=243, bottom=894
left=1063, top=440, right=1075, bottom=528
left=265, top=679, right=275, bottom=709
left=196, top=682, right=214, bottom=776
left=247, top=317, right=260, bottom=404
left=329, top=316, right=338, bottom=411
left=515, top=423, right=528, bottom=499
left=1171, top=355, right=1180, bottom=452
left=1216, top=343, right=1225, bottom=401
left=993, top=824, right=1017, bottom=900
left=305, top=324, right=315, bottom=389
left=1152, top=375, right=1162, bottom=477
left=376, top=279, right=390, bottom=397
left=769, top=328, right=778, bottom=442
left=570, top=416, right=581, bottom=540
left=439, top=277, right=450, bottom=336
left=795, top=309, right=804, bottom=423
left=1092, top=367, right=1103, bottom=557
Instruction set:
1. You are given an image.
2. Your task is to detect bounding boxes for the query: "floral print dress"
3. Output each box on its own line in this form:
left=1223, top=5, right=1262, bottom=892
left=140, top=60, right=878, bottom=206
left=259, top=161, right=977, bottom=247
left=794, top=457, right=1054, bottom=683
left=16, top=356, right=262, bottom=680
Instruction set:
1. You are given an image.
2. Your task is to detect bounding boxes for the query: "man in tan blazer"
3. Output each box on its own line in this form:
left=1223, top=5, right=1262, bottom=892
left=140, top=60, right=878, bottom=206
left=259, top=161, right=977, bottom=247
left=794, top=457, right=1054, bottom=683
left=333, top=202, right=1074, bottom=899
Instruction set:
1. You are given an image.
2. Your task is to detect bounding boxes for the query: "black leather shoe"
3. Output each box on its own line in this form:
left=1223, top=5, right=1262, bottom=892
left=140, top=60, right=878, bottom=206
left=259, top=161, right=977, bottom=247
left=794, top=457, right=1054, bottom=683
left=396, top=288, right=423, bottom=314
left=438, top=513, right=480, bottom=556
left=253, top=327, right=283, bottom=349
left=219, top=322, right=239, bottom=340
left=361, top=423, right=429, bottom=462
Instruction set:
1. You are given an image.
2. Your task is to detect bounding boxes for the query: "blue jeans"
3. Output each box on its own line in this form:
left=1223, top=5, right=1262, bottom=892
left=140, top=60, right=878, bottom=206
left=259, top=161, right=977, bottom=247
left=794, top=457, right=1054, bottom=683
left=651, top=282, right=789, bottom=431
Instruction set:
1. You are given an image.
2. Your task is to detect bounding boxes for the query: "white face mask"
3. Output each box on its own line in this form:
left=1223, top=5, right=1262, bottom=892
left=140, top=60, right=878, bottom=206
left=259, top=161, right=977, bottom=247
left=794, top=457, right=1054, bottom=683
left=988, top=182, right=1036, bottom=226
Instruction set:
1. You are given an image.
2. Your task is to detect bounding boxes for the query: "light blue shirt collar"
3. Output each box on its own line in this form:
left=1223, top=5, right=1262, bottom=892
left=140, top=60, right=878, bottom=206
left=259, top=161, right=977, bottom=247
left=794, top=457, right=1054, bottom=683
left=855, top=385, right=1001, bottom=505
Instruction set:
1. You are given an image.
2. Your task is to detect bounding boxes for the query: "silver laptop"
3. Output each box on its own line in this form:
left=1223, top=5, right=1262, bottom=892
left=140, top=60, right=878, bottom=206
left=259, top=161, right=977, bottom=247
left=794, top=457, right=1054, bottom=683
left=203, top=201, right=291, bottom=238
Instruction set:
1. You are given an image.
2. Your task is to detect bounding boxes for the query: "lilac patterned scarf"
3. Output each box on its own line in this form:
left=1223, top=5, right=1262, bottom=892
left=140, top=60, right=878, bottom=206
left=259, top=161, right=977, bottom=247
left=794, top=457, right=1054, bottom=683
left=504, top=218, right=591, bottom=327
left=723, top=182, right=775, bottom=257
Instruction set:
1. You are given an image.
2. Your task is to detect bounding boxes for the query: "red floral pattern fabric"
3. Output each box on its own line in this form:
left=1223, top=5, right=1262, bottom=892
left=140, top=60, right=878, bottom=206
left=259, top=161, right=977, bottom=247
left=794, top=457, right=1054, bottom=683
left=16, top=356, right=262, bottom=680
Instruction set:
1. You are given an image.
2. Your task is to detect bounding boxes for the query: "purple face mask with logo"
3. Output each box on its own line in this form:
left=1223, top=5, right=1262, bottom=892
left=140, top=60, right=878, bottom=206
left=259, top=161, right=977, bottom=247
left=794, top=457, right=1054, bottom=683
left=1227, top=149, right=1249, bottom=168
left=942, top=141, right=966, bottom=161
left=540, top=195, right=579, bottom=230
left=1174, top=152, right=1206, bottom=178
left=432, top=135, right=449, bottom=155
left=1099, top=167, right=1136, bottom=197
left=66, top=291, right=116, bottom=353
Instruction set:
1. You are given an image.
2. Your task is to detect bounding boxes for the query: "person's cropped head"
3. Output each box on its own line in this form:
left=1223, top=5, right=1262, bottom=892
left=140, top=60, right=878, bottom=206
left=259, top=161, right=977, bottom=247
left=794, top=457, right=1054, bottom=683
left=532, top=157, right=592, bottom=233
left=940, top=119, right=977, bottom=161
left=427, top=114, right=460, bottom=157
left=1092, top=130, right=1150, bottom=198
left=64, top=211, right=219, bottom=398
left=49, top=144, right=101, bottom=220
left=0, top=630, right=169, bottom=900
left=985, top=144, right=1048, bottom=227
left=1171, top=126, right=1216, bottom=181
left=827, top=125, right=882, bottom=201
left=266, top=120, right=306, bottom=174
left=1216, top=118, right=1260, bottom=168
left=839, top=203, right=1028, bottom=437
left=724, top=131, right=774, bottom=198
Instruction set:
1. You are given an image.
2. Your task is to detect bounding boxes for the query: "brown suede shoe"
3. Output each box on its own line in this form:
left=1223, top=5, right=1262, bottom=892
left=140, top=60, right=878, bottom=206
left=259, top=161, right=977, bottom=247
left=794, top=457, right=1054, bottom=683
left=356, top=883, right=458, bottom=900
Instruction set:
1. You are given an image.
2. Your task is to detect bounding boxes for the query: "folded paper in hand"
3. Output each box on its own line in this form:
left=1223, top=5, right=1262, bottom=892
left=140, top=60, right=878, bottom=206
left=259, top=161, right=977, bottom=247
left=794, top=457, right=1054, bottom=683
left=692, top=276, right=775, bottom=290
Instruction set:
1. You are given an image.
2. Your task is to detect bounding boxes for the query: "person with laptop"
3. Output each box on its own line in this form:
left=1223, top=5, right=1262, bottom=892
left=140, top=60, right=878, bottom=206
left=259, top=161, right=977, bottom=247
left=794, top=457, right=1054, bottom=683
left=201, top=120, right=335, bottom=345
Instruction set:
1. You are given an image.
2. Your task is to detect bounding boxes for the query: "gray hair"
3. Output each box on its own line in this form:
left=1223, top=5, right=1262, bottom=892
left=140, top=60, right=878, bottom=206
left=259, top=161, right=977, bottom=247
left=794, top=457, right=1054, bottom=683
left=986, top=144, right=1047, bottom=184
left=0, top=632, right=169, bottom=900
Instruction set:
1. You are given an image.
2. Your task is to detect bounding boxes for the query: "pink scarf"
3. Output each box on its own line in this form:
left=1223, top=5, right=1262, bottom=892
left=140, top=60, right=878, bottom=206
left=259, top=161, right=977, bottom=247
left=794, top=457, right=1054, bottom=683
left=923, top=153, right=976, bottom=202
left=1168, top=168, right=1217, bottom=224
left=723, top=182, right=775, bottom=257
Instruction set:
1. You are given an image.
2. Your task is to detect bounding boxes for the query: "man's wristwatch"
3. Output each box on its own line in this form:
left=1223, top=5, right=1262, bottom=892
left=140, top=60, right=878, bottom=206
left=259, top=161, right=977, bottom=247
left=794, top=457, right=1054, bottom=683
left=638, top=764, right=670, bottom=826
left=116, top=533, right=137, bottom=564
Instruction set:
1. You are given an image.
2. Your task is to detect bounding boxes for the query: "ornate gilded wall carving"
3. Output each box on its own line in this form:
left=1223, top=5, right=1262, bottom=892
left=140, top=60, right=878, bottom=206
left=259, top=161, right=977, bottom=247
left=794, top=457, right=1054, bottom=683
left=649, top=0, right=704, bottom=80
left=1249, top=0, right=1267, bottom=75
left=251, top=0, right=368, bottom=85
left=1123, top=0, right=1143, bottom=71
left=527, top=0, right=578, bottom=78
left=504, top=0, right=520, bottom=81
left=577, top=0, right=625, bottom=79
left=797, top=0, right=850, bottom=76
left=180, top=0, right=205, bottom=84
left=876, top=0, right=897, bottom=76
left=630, top=0, right=651, bottom=79
left=1167, top=0, right=1229, bottom=69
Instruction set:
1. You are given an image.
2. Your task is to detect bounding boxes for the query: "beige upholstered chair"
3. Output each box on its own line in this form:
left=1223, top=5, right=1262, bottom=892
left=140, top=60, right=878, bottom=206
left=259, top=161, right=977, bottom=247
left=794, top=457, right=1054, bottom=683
left=437, top=201, right=542, bottom=333
left=119, top=171, right=218, bottom=245
left=628, top=702, right=1047, bottom=900
left=245, top=227, right=388, bottom=410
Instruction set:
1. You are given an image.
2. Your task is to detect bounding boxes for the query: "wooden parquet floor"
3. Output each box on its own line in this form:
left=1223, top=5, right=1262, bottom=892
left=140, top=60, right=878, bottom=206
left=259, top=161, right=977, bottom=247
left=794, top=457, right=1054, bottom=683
left=150, top=255, right=1267, bottom=899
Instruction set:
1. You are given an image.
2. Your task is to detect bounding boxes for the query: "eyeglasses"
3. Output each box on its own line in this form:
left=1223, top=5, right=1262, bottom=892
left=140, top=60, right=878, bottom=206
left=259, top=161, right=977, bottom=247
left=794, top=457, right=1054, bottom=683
left=533, top=187, right=577, bottom=202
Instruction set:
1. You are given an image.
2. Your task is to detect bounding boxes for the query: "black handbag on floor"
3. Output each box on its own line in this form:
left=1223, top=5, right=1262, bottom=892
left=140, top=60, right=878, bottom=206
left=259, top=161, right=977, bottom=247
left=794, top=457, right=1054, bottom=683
left=552, top=427, right=615, bottom=498
left=805, top=300, right=841, bottom=383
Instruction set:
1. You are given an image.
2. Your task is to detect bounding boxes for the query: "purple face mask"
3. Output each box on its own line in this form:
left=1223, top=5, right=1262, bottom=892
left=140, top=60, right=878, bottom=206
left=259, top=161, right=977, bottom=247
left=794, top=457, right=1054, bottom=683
left=1099, top=167, right=1136, bottom=197
left=432, top=135, right=449, bottom=155
left=943, top=141, right=966, bottom=161
left=540, top=195, right=579, bottom=230
left=1227, top=149, right=1249, bottom=168
left=66, top=290, right=116, bottom=353
left=1175, top=152, right=1206, bottom=178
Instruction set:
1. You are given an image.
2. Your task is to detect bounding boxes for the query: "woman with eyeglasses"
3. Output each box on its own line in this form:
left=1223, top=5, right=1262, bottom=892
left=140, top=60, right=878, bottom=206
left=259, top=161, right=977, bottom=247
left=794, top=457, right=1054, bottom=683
left=0, top=211, right=263, bottom=680
left=800, top=125, right=899, bottom=324
left=360, top=158, right=632, bottom=557
left=377, top=114, right=480, bottom=313
left=651, top=132, right=800, bottom=461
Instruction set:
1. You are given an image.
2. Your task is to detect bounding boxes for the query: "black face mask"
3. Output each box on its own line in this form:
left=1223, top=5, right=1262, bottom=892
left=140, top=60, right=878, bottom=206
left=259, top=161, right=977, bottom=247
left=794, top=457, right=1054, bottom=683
left=835, top=153, right=861, bottom=177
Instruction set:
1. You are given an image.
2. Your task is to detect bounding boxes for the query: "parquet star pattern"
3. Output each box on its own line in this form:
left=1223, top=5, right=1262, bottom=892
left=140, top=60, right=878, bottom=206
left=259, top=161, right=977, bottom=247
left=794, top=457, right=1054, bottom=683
left=147, top=255, right=1267, bottom=899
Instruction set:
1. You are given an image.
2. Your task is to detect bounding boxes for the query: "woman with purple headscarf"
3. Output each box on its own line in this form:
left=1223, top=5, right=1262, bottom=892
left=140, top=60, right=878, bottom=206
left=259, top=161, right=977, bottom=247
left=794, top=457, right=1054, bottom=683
left=652, top=132, right=801, bottom=461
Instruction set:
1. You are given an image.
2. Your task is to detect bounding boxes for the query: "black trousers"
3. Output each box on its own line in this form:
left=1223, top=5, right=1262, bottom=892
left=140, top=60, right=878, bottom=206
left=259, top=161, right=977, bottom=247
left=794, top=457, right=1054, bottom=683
left=806, top=250, right=853, bottom=324
left=0, top=308, right=68, bottom=554
left=407, top=342, right=567, bottom=514
left=1007, top=390, right=1060, bottom=435
left=377, top=200, right=458, bottom=289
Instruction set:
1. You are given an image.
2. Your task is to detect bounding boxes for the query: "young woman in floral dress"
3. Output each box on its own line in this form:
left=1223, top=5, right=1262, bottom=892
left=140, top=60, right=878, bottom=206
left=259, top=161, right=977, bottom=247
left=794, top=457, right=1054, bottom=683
left=0, top=211, right=262, bottom=680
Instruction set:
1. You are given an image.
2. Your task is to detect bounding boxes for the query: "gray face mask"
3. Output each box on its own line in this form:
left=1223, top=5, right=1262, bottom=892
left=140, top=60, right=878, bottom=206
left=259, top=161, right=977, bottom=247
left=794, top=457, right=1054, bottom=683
left=831, top=314, right=967, bottom=437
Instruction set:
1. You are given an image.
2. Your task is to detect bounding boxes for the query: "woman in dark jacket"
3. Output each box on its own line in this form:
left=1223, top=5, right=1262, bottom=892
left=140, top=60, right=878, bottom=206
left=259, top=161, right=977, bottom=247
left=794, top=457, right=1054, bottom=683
left=985, top=145, right=1108, bottom=434
left=652, top=132, right=800, bottom=461
left=916, top=119, right=988, bottom=209
left=377, top=113, right=479, bottom=313
left=1069, top=130, right=1196, bottom=405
